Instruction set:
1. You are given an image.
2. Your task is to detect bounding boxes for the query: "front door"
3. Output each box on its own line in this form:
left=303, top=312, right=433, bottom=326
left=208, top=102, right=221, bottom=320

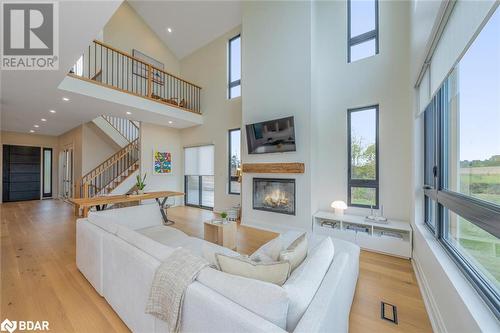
left=2, top=145, right=41, bottom=202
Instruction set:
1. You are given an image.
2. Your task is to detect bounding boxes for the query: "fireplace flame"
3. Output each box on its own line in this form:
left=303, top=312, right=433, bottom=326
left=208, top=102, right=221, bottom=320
left=264, top=189, right=289, bottom=208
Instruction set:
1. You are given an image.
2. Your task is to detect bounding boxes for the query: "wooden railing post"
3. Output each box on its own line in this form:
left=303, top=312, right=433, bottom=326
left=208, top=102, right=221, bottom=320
left=147, top=64, right=152, bottom=98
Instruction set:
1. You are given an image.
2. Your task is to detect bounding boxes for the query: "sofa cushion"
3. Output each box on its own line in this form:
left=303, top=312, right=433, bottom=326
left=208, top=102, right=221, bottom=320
left=249, top=235, right=283, bottom=261
left=200, top=241, right=239, bottom=268
left=137, top=225, right=239, bottom=268
left=88, top=204, right=163, bottom=232
left=283, top=236, right=335, bottom=331
left=250, top=230, right=306, bottom=263
left=116, top=225, right=174, bottom=261
left=279, top=232, right=307, bottom=271
left=197, top=267, right=289, bottom=329
left=137, top=225, right=191, bottom=247
left=215, top=253, right=291, bottom=286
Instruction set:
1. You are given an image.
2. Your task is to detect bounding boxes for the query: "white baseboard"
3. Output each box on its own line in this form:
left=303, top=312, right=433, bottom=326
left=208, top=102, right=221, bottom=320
left=412, top=254, right=447, bottom=333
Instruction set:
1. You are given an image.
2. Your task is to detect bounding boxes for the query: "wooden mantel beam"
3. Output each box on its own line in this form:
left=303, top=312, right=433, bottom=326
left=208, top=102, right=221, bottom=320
left=241, top=163, right=305, bottom=174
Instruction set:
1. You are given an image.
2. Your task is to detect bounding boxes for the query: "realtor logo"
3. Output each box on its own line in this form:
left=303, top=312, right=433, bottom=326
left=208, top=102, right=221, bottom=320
left=1, top=2, right=59, bottom=70
left=0, top=318, right=50, bottom=332
left=0, top=319, right=17, bottom=333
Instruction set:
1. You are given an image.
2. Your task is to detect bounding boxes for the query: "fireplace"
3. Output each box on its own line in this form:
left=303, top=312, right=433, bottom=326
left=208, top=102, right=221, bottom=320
left=253, top=178, right=296, bottom=215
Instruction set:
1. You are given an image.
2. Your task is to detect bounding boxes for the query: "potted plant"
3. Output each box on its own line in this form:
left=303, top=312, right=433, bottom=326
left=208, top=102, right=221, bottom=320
left=220, top=211, right=228, bottom=223
left=136, top=173, right=147, bottom=194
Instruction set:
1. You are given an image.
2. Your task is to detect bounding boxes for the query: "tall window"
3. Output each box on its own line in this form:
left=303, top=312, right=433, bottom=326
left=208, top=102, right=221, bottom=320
left=423, top=8, right=499, bottom=318
left=228, top=34, right=241, bottom=99
left=228, top=128, right=241, bottom=194
left=42, top=148, right=52, bottom=198
left=348, top=0, right=379, bottom=63
left=184, top=145, right=215, bottom=210
left=348, top=105, right=379, bottom=208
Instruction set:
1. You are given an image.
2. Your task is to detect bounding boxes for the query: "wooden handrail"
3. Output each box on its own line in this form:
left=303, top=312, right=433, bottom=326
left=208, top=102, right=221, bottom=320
left=81, top=139, right=138, bottom=181
left=92, top=39, right=202, bottom=89
left=93, top=158, right=139, bottom=196
left=101, top=116, right=139, bottom=143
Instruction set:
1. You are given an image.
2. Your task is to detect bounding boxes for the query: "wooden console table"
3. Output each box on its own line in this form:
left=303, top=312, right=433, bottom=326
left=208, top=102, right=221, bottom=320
left=70, top=191, right=184, bottom=225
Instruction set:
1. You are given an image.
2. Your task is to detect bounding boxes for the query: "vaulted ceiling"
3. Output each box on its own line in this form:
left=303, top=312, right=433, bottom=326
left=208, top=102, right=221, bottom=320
left=128, top=1, right=241, bottom=59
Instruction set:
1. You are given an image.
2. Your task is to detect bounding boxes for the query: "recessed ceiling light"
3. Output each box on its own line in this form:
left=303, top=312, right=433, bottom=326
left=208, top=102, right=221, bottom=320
left=49, top=109, right=56, bottom=113
left=41, top=118, right=47, bottom=122
left=126, top=111, right=132, bottom=115
left=168, top=120, right=173, bottom=124
left=34, top=124, right=39, bottom=128
left=62, top=97, right=70, bottom=101
left=167, top=27, right=172, bottom=33
left=30, top=130, right=35, bottom=133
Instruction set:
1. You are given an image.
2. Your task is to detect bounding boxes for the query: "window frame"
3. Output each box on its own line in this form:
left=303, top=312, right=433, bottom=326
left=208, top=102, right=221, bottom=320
left=347, top=105, right=380, bottom=208
left=228, top=128, right=241, bottom=195
left=422, top=76, right=500, bottom=320
left=347, top=0, right=379, bottom=63
left=228, top=34, right=241, bottom=99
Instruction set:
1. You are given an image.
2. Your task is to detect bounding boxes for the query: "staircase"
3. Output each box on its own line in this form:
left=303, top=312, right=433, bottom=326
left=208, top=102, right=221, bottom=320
left=78, top=116, right=140, bottom=199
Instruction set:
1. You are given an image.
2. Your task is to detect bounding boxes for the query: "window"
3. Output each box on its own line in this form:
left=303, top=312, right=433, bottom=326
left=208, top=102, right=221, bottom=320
left=42, top=148, right=52, bottom=198
left=228, top=34, right=241, bottom=99
left=422, top=8, right=500, bottom=318
left=228, top=128, right=241, bottom=194
left=184, top=145, right=215, bottom=210
left=348, top=0, right=379, bottom=63
left=348, top=105, right=379, bottom=208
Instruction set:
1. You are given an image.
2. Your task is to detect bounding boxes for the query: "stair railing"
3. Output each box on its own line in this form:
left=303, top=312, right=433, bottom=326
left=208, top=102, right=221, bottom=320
left=78, top=139, right=139, bottom=198
left=69, top=40, right=202, bottom=114
left=102, top=115, right=139, bottom=143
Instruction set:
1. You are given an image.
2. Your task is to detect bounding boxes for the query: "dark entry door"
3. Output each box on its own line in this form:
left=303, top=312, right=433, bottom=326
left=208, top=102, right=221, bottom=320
left=2, top=145, right=41, bottom=202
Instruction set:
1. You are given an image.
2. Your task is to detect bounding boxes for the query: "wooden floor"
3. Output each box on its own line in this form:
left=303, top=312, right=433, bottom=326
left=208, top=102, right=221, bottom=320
left=1, top=200, right=432, bottom=333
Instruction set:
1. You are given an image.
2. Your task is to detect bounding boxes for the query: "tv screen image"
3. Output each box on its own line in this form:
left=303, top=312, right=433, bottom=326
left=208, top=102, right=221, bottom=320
left=246, top=116, right=296, bottom=154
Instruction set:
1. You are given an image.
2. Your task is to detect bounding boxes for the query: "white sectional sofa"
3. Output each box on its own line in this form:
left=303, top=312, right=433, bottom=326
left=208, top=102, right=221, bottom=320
left=76, top=204, right=360, bottom=333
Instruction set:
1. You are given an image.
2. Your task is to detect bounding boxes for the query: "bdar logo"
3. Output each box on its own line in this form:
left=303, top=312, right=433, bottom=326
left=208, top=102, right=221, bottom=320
left=0, top=319, right=17, bottom=333
left=0, top=318, right=49, bottom=332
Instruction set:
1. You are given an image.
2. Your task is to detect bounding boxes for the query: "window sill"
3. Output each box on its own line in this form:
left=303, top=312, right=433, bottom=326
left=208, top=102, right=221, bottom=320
left=412, top=221, right=499, bottom=332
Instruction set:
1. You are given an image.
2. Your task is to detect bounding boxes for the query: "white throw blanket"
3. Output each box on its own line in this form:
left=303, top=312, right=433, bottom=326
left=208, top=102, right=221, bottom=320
left=146, top=248, right=209, bottom=333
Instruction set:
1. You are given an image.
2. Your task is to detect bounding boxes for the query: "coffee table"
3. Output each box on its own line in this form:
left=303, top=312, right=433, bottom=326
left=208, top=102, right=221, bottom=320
left=204, top=220, right=237, bottom=250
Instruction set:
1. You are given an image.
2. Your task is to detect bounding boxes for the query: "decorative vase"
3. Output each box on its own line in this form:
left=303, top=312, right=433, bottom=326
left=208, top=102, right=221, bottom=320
left=137, top=189, right=144, bottom=195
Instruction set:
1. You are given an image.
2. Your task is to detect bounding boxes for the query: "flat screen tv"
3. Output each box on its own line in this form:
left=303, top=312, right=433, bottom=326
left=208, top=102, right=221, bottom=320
left=246, top=116, right=296, bottom=154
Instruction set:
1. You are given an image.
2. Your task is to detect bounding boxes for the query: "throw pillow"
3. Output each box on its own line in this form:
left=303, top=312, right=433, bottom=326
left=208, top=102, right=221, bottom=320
left=215, top=253, right=291, bottom=285
left=250, top=236, right=284, bottom=261
left=279, top=233, right=308, bottom=271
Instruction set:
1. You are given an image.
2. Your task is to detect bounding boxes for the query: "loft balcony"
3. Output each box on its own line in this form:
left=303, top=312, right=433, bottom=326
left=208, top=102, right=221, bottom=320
left=59, top=40, right=203, bottom=128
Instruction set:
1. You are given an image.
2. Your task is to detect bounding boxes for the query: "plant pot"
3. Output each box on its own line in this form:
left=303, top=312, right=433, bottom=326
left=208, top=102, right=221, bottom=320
left=137, top=190, right=144, bottom=195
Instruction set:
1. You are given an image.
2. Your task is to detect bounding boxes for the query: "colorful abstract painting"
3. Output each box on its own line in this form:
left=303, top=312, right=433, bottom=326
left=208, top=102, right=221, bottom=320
left=153, top=151, right=172, bottom=174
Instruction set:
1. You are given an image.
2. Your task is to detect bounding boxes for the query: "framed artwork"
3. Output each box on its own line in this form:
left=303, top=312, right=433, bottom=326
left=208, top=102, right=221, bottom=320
left=132, top=49, right=165, bottom=85
left=153, top=150, right=172, bottom=174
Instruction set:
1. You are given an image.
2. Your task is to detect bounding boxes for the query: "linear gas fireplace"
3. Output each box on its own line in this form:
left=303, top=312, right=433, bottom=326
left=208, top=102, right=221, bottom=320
left=253, top=178, right=296, bottom=215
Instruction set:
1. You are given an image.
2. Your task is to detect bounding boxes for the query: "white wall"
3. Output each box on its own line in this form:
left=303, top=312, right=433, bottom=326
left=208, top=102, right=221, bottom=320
left=241, top=1, right=312, bottom=231
left=81, top=122, right=121, bottom=175
left=179, top=26, right=242, bottom=213
left=103, top=2, right=180, bottom=75
left=311, top=0, right=412, bottom=222
left=140, top=122, right=184, bottom=206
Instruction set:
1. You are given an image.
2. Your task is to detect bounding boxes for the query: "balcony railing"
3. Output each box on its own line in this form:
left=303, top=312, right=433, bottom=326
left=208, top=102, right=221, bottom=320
left=69, top=40, right=201, bottom=114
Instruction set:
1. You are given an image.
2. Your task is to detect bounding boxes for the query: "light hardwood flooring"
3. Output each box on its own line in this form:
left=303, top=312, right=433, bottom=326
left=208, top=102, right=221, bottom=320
left=1, top=200, right=432, bottom=332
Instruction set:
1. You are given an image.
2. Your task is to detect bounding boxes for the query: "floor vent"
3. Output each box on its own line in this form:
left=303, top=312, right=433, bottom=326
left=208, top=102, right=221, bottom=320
left=380, top=301, right=398, bottom=324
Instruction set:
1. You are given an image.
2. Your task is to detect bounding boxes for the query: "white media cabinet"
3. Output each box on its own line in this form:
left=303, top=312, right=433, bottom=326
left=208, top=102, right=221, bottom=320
left=313, top=211, right=412, bottom=259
